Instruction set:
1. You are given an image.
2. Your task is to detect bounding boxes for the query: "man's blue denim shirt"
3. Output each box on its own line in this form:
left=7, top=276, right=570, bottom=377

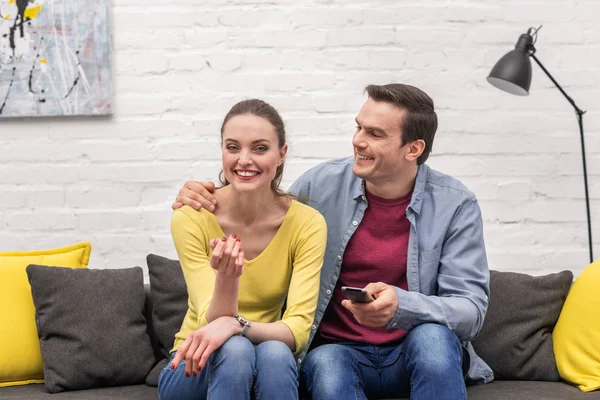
left=289, top=156, right=494, bottom=384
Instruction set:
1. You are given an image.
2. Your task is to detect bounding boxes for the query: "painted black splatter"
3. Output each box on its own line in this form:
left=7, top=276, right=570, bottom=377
left=28, top=38, right=44, bottom=94
left=0, top=67, right=16, bottom=114
left=63, top=50, right=80, bottom=99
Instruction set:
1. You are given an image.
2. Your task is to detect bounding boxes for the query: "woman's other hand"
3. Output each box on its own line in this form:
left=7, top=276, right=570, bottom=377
left=170, top=316, right=242, bottom=377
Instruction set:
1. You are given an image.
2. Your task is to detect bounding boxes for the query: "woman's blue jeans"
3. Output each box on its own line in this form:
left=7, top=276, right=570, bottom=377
left=158, top=336, right=298, bottom=400
left=300, top=323, right=468, bottom=400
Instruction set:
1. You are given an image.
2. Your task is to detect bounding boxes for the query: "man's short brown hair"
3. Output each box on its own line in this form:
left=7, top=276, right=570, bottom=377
left=365, top=83, right=438, bottom=165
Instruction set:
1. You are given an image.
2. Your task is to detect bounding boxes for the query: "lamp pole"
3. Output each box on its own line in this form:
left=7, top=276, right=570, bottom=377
left=487, top=28, right=594, bottom=264
left=529, top=54, right=592, bottom=264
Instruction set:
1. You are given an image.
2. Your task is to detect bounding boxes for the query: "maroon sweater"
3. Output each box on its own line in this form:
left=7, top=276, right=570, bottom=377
left=318, top=189, right=412, bottom=345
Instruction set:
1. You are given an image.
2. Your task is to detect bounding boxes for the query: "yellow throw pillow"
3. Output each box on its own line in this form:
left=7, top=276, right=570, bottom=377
left=0, top=242, right=92, bottom=387
left=553, top=259, right=600, bottom=392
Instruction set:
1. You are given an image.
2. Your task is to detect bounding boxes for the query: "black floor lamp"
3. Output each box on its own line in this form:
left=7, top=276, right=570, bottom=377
left=487, top=26, right=594, bottom=264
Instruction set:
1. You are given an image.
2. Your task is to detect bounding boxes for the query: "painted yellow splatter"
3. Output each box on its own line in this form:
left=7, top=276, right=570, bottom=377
left=8, top=0, right=15, bottom=4
left=40, top=59, right=47, bottom=63
left=3, top=15, right=10, bottom=20
left=24, top=4, right=42, bottom=20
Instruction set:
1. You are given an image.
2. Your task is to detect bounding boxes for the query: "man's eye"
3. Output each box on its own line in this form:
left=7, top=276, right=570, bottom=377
left=355, top=125, right=361, bottom=131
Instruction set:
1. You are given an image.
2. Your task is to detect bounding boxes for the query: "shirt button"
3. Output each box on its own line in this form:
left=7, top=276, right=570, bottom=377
left=352, top=220, right=358, bottom=226
left=392, top=322, right=397, bottom=327
left=326, top=289, right=332, bottom=295
left=297, top=358, right=302, bottom=364
left=311, top=325, right=317, bottom=330
left=336, top=255, right=342, bottom=261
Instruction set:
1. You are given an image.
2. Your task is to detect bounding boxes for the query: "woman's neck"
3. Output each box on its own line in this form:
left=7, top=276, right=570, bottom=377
left=215, top=185, right=287, bottom=226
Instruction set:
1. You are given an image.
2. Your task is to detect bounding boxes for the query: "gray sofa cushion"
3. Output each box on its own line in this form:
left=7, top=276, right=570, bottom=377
left=466, top=380, right=600, bottom=400
left=0, top=384, right=158, bottom=399
left=146, top=254, right=188, bottom=357
left=471, top=270, right=573, bottom=381
left=26, top=265, right=155, bottom=393
left=145, top=254, right=188, bottom=386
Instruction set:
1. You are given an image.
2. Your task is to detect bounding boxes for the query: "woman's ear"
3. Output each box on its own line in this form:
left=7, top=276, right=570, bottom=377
left=278, top=144, right=288, bottom=166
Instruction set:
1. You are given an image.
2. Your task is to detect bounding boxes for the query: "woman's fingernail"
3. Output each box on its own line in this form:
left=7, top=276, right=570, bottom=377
left=171, top=363, right=175, bottom=369
left=186, top=372, right=190, bottom=378
left=236, top=238, right=241, bottom=242
left=232, top=233, right=237, bottom=239
left=221, top=237, right=227, bottom=241
left=193, top=372, right=198, bottom=377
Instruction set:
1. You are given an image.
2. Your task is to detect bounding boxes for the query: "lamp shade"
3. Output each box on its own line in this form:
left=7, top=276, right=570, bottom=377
left=487, top=33, right=535, bottom=96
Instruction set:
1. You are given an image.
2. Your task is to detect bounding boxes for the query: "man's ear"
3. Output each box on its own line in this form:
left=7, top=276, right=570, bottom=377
left=405, top=140, right=425, bottom=162
left=278, top=144, right=288, bottom=166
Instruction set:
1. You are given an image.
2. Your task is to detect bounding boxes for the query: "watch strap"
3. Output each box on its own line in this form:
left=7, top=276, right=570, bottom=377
left=234, top=314, right=251, bottom=336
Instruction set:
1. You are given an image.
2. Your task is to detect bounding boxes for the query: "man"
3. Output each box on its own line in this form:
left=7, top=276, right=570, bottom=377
left=173, top=83, right=493, bottom=399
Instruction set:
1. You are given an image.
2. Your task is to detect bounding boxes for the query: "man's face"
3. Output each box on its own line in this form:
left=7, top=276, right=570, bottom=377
left=351, top=98, right=411, bottom=184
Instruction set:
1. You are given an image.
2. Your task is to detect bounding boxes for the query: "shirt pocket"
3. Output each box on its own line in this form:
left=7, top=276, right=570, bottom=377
left=419, top=247, right=442, bottom=293
left=419, top=247, right=442, bottom=265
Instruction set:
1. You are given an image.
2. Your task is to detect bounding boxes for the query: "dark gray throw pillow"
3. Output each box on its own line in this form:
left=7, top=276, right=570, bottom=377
left=26, top=265, right=155, bottom=393
left=146, top=254, right=188, bottom=358
left=471, top=269, right=573, bottom=381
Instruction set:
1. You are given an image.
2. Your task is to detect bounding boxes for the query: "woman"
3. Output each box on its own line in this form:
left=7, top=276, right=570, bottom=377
left=158, top=99, right=327, bottom=400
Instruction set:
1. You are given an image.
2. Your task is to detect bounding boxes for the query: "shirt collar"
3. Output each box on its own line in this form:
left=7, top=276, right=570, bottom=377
left=408, top=163, right=428, bottom=214
left=350, top=163, right=429, bottom=213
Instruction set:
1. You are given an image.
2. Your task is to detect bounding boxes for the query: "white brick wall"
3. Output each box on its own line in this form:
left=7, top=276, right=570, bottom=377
left=2, top=0, right=599, bottom=279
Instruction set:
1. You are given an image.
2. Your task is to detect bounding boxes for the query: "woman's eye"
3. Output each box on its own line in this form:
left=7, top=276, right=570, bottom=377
left=226, top=145, right=238, bottom=151
left=254, top=146, right=267, bottom=152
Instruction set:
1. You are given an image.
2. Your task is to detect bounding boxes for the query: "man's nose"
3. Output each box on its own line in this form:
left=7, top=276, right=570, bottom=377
left=352, top=130, right=367, bottom=148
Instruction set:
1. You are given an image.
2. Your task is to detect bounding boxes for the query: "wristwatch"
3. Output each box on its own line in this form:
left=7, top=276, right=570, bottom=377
left=234, top=314, right=251, bottom=336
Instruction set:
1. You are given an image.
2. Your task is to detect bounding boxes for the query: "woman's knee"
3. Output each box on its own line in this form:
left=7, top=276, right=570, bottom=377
left=256, top=341, right=295, bottom=369
left=214, top=335, right=255, bottom=362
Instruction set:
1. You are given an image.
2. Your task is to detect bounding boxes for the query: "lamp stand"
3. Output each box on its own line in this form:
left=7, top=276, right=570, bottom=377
left=530, top=54, right=594, bottom=263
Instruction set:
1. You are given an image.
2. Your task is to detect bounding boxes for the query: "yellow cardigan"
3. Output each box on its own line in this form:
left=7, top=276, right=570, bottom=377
left=170, top=200, right=327, bottom=355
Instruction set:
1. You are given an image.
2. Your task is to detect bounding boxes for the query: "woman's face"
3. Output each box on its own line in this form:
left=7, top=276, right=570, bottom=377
left=221, top=114, right=287, bottom=193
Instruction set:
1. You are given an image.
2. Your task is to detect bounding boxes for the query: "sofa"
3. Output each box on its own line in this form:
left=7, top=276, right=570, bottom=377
left=1, top=253, right=599, bottom=400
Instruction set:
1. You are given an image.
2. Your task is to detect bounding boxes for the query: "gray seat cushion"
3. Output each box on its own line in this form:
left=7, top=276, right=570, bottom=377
left=466, top=380, right=600, bottom=400
left=0, top=384, right=158, bottom=400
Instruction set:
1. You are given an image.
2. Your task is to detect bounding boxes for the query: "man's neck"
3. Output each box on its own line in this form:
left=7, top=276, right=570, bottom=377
left=365, top=166, right=418, bottom=200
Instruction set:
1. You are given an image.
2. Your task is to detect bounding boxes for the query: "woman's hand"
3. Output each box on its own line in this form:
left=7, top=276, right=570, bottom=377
left=209, top=234, right=244, bottom=278
left=170, top=316, right=241, bottom=377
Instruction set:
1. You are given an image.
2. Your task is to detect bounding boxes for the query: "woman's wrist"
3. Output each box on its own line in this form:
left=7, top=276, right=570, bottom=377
left=224, top=316, right=243, bottom=336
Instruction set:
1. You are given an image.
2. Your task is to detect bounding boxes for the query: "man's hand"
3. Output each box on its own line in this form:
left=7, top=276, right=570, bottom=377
left=170, top=316, right=241, bottom=377
left=341, top=282, right=398, bottom=328
left=172, top=180, right=217, bottom=211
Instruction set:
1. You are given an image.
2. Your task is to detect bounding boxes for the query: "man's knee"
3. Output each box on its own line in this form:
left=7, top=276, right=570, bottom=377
left=301, top=345, right=354, bottom=385
left=404, top=324, right=462, bottom=375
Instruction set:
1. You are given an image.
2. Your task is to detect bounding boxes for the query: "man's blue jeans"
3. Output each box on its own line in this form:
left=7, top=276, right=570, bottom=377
left=158, top=336, right=298, bottom=400
left=300, top=324, right=468, bottom=400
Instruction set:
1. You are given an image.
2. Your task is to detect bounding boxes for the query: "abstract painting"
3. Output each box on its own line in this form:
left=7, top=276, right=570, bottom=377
left=0, top=0, right=111, bottom=117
